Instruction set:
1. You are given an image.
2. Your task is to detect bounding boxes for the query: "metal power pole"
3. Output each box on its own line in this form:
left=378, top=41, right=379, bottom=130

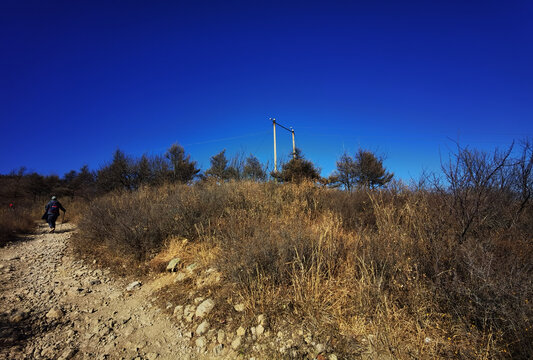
left=290, top=127, right=296, bottom=159
left=271, top=118, right=277, bottom=172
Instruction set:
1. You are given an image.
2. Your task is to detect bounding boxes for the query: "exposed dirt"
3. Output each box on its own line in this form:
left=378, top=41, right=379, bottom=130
left=0, top=223, right=206, bottom=360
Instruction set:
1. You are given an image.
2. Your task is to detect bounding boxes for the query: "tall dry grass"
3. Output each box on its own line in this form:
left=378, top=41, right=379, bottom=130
left=0, top=207, right=35, bottom=246
left=74, top=181, right=532, bottom=358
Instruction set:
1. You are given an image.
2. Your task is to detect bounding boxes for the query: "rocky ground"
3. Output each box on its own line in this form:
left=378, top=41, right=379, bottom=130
left=0, top=223, right=206, bottom=360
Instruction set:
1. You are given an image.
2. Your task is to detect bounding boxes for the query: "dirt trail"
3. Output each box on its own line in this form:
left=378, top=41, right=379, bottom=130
left=0, top=224, right=201, bottom=360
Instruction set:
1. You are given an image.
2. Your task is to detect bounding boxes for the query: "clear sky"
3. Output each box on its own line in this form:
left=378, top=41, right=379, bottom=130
left=1, top=0, right=532, bottom=181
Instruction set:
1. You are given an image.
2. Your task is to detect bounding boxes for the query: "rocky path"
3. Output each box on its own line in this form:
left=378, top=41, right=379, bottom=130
left=0, top=224, right=200, bottom=360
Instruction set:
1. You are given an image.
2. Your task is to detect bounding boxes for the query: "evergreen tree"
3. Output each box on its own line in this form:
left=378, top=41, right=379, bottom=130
left=75, top=165, right=96, bottom=198
left=272, top=149, right=321, bottom=183
left=243, top=155, right=266, bottom=181
left=165, top=143, right=200, bottom=183
left=331, top=149, right=393, bottom=190
left=136, top=154, right=153, bottom=186
left=205, top=150, right=229, bottom=181
left=354, top=149, right=393, bottom=189
left=97, top=149, right=135, bottom=192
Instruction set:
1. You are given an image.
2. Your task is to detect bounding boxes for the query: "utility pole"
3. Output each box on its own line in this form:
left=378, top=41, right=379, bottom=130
left=271, top=118, right=277, bottom=172
left=270, top=118, right=296, bottom=171
left=290, top=127, right=296, bottom=159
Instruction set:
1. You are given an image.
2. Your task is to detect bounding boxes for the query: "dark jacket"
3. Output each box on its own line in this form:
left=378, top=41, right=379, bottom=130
left=45, top=200, right=66, bottom=216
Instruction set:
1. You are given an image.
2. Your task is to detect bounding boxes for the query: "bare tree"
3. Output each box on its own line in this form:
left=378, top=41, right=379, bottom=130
left=439, top=143, right=514, bottom=241
left=330, top=152, right=358, bottom=191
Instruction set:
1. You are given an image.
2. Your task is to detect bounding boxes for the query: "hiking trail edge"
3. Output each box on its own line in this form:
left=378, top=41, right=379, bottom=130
left=0, top=223, right=212, bottom=360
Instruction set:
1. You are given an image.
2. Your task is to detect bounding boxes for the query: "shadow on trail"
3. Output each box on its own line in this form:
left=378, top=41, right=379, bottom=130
left=0, top=312, right=38, bottom=351
left=0, top=232, right=36, bottom=248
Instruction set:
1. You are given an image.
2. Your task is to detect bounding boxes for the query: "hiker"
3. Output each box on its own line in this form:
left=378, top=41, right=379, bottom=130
left=44, top=196, right=66, bottom=233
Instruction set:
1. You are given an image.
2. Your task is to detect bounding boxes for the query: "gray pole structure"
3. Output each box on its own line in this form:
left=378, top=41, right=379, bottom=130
left=290, top=127, right=296, bottom=159
left=272, top=118, right=277, bottom=172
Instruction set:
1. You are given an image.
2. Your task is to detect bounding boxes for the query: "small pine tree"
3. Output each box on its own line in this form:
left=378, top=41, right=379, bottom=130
left=165, top=143, right=200, bottom=183
left=206, top=150, right=230, bottom=181
left=272, top=149, right=321, bottom=183
left=243, top=155, right=266, bottom=181
left=97, top=149, right=135, bottom=192
left=331, top=149, right=393, bottom=190
left=354, top=149, right=393, bottom=189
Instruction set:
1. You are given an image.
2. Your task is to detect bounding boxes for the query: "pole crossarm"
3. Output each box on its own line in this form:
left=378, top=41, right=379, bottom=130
left=275, top=121, right=293, bottom=133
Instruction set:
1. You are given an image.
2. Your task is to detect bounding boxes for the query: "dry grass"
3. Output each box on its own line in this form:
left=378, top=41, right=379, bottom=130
left=0, top=207, right=35, bottom=246
left=73, top=180, right=532, bottom=359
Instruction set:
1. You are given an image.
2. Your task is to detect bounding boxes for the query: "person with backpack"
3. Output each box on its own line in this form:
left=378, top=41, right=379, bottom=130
left=44, top=196, right=66, bottom=233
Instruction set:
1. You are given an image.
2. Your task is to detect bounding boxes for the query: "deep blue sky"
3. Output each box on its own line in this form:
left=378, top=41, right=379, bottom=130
left=1, top=0, right=532, bottom=181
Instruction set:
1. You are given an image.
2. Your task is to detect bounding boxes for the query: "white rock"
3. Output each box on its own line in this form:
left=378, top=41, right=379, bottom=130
left=46, top=307, right=63, bottom=320
left=231, top=336, right=242, bottom=350
left=195, top=299, right=215, bottom=318
left=195, top=336, right=207, bottom=349
left=329, top=355, right=338, bottom=360
left=256, top=324, right=265, bottom=336
left=233, top=303, right=245, bottom=312
left=186, top=263, right=197, bottom=272
left=236, top=326, right=246, bottom=337
left=217, top=329, right=226, bottom=344
left=166, top=258, right=181, bottom=272
left=196, top=320, right=210, bottom=335
left=126, top=281, right=142, bottom=291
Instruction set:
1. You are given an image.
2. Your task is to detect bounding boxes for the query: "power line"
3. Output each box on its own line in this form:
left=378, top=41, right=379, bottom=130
left=183, top=131, right=270, bottom=147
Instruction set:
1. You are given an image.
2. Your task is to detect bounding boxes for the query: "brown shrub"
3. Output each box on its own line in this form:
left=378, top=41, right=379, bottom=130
left=73, top=180, right=533, bottom=358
